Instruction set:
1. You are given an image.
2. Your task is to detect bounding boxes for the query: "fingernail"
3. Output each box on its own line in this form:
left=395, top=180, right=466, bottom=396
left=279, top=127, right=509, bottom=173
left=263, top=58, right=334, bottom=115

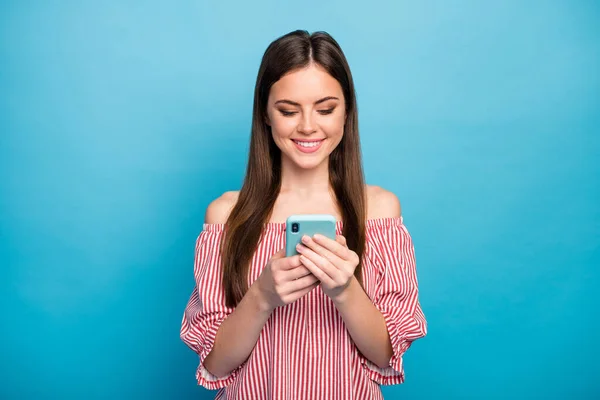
left=301, top=235, right=310, bottom=243
left=296, top=244, right=304, bottom=252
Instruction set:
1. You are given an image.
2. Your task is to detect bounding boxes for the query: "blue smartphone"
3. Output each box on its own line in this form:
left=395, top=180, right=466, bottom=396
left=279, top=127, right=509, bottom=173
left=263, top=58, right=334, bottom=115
left=285, top=214, right=337, bottom=257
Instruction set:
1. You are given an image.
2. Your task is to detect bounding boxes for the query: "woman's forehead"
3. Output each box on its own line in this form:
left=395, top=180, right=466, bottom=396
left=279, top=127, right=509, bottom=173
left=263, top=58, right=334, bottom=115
left=270, top=66, right=343, bottom=104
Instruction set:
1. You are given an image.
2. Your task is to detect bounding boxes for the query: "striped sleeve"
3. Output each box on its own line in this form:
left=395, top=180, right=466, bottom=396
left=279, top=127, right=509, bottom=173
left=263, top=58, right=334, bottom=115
left=180, top=226, right=242, bottom=390
left=362, top=218, right=427, bottom=385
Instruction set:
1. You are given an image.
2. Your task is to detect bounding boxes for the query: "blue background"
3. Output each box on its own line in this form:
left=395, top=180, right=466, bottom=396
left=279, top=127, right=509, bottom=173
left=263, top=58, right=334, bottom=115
left=1, top=1, right=599, bottom=399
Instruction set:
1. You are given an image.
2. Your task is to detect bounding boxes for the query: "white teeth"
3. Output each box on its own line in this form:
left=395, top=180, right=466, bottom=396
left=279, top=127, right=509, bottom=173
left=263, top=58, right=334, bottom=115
left=294, top=140, right=322, bottom=148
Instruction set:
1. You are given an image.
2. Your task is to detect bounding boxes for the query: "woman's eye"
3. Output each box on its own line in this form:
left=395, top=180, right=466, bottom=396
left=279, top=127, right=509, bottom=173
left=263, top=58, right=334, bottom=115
left=318, top=108, right=334, bottom=115
left=279, top=108, right=334, bottom=117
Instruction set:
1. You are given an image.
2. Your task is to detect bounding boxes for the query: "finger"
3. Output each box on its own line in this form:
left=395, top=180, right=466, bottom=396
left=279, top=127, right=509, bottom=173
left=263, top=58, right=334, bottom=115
left=299, top=253, right=335, bottom=285
left=288, top=266, right=312, bottom=281
left=277, top=254, right=303, bottom=270
left=285, top=280, right=319, bottom=303
left=311, top=235, right=352, bottom=268
left=287, top=273, right=319, bottom=293
left=336, top=235, right=347, bottom=247
left=271, top=248, right=286, bottom=259
left=300, top=237, right=346, bottom=270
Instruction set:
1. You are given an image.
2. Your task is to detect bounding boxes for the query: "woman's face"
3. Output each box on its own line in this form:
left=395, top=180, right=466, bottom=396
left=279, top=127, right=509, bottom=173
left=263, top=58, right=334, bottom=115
left=265, top=63, right=347, bottom=170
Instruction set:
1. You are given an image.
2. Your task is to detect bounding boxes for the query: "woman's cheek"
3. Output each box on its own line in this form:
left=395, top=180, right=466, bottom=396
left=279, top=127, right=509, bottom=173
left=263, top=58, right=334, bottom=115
left=271, top=117, right=291, bottom=132
left=323, top=118, right=344, bottom=135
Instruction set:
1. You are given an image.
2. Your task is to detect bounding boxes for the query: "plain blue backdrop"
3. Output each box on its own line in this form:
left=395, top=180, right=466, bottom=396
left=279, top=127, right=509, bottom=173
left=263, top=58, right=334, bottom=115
left=1, top=1, right=599, bottom=399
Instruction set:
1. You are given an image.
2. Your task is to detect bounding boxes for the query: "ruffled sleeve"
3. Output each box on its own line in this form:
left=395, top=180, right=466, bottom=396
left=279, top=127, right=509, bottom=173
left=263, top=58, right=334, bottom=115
left=362, top=217, right=427, bottom=385
left=180, top=225, right=243, bottom=389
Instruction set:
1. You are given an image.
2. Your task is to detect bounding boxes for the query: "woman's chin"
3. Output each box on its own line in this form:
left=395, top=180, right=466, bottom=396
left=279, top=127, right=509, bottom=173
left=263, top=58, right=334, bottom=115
left=280, top=149, right=330, bottom=170
left=293, top=157, right=326, bottom=170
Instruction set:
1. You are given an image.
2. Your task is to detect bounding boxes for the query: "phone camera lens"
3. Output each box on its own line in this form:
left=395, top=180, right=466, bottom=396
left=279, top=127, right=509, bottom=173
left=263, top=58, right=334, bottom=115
left=292, top=223, right=299, bottom=233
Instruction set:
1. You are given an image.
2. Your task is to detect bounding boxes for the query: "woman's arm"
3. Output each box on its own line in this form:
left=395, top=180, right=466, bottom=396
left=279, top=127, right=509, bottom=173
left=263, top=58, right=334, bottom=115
left=332, top=277, right=393, bottom=368
left=331, top=188, right=399, bottom=367
left=296, top=187, right=402, bottom=368
left=202, top=192, right=319, bottom=377
left=298, top=236, right=396, bottom=368
left=203, top=284, right=272, bottom=378
left=201, top=192, right=272, bottom=378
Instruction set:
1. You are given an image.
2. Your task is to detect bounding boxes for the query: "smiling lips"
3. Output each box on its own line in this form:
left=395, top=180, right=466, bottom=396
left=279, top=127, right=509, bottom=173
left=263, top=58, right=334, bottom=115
left=291, top=139, right=325, bottom=153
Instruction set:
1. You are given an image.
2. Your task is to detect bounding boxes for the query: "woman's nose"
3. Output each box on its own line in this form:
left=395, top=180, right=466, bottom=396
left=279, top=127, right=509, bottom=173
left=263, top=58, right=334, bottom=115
left=297, top=112, right=317, bottom=134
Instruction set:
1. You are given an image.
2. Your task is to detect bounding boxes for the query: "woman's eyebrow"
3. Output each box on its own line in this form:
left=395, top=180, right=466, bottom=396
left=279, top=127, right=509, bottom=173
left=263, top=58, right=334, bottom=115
left=274, top=96, right=339, bottom=106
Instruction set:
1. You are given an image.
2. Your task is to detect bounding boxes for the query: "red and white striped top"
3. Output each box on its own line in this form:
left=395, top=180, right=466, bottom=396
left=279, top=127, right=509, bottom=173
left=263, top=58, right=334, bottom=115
left=180, top=216, right=427, bottom=400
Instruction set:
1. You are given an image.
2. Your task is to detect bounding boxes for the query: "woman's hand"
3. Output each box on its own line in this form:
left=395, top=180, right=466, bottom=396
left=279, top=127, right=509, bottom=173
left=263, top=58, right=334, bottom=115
left=254, top=248, right=319, bottom=312
left=295, top=234, right=359, bottom=303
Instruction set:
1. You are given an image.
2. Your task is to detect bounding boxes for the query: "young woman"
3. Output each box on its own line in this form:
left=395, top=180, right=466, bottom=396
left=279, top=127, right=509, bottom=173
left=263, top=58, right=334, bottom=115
left=181, top=29, right=427, bottom=400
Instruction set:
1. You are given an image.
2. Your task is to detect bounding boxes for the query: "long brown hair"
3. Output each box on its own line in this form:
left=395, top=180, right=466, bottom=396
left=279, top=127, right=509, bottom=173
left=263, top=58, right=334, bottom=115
left=221, top=30, right=366, bottom=308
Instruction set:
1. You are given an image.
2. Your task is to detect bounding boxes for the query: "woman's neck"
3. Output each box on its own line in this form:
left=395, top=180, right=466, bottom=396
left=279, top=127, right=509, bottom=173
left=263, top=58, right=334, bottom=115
left=279, top=157, right=330, bottom=196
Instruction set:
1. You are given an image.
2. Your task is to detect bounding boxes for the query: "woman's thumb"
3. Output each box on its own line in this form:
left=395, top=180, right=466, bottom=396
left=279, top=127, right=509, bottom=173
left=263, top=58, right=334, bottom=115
left=272, top=248, right=285, bottom=259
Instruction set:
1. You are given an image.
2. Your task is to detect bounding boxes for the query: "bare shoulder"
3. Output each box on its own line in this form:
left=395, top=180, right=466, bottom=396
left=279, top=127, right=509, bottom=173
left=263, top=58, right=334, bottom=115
left=366, top=185, right=402, bottom=219
left=204, top=191, right=240, bottom=224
